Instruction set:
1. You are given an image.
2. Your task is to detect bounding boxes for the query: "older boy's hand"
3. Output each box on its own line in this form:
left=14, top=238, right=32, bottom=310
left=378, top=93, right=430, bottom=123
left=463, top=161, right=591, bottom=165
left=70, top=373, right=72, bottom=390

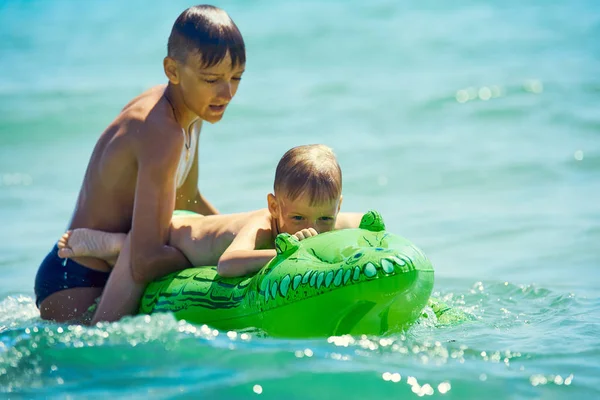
left=293, top=228, right=318, bottom=241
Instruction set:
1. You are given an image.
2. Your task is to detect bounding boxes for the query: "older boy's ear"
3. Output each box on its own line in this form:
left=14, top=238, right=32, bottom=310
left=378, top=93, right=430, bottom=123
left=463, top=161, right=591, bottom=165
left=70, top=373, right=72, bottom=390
left=267, top=193, right=278, bottom=216
left=338, top=195, right=343, bottom=212
left=163, top=57, right=180, bottom=84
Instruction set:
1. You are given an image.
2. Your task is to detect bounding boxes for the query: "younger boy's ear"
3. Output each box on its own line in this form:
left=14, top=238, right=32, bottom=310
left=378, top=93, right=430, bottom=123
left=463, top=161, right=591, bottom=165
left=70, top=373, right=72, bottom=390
left=267, top=193, right=278, bottom=217
left=163, top=57, right=180, bottom=85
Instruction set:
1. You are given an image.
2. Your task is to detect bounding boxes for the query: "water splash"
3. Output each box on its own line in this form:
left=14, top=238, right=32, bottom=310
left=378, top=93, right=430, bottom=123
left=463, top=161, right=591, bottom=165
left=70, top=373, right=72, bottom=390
left=1, top=280, right=597, bottom=397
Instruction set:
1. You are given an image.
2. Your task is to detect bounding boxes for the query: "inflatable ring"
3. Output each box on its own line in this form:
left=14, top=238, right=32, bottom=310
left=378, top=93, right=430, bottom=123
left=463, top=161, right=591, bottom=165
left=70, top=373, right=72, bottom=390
left=139, top=210, right=435, bottom=338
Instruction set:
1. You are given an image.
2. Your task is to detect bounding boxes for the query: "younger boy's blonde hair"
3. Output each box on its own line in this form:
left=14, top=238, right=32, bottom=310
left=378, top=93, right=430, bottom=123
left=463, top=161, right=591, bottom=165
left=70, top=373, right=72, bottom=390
left=274, top=144, right=342, bottom=205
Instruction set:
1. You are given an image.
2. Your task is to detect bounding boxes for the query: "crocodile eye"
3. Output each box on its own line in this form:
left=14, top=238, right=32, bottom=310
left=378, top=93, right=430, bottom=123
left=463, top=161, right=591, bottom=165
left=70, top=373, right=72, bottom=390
left=354, top=252, right=363, bottom=259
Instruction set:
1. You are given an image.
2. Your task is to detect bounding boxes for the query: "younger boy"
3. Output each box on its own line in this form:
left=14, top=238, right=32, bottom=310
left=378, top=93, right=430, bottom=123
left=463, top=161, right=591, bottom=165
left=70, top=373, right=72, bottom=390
left=57, top=145, right=364, bottom=324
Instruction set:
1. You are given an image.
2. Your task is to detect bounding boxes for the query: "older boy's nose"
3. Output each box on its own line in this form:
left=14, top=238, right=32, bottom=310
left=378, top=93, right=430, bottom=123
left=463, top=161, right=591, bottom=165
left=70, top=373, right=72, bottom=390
left=217, top=82, right=233, bottom=100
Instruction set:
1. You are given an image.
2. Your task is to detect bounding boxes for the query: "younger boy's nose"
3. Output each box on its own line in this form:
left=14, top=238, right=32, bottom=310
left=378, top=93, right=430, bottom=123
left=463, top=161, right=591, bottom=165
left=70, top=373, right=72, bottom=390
left=307, top=222, right=320, bottom=233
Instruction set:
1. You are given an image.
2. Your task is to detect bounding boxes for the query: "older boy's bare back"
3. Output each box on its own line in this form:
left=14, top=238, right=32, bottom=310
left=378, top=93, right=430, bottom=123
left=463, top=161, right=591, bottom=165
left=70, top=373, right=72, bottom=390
left=67, top=85, right=197, bottom=274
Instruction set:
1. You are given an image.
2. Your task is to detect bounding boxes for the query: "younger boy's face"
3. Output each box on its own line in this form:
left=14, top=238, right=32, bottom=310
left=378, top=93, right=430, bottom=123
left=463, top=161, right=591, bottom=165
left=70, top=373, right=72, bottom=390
left=169, top=51, right=245, bottom=124
left=268, top=192, right=342, bottom=236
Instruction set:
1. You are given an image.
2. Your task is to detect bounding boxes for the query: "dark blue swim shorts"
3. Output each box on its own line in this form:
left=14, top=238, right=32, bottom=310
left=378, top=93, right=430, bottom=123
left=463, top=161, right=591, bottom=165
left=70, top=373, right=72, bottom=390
left=34, top=244, right=110, bottom=308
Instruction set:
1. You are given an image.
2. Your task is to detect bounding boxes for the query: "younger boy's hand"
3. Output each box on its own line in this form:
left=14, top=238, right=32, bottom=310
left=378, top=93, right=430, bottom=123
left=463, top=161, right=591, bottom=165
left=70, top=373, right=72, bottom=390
left=293, top=228, right=318, bottom=241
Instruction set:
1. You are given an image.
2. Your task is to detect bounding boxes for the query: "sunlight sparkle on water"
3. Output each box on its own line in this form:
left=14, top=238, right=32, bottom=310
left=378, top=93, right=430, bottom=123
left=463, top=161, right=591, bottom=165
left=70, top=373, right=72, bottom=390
left=455, top=85, right=503, bottom=103
left=438, top=382, right=451, bottom=394
left=382, top=372, right=401, bottom=382
left=530, top=374, right=573, bottom=386
left=523, top=79, right=543, bottom=94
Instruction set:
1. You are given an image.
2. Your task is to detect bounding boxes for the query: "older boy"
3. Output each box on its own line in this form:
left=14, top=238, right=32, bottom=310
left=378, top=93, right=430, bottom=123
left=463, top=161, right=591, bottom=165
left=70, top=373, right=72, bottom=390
left=34, top=5, right=246, bottom=322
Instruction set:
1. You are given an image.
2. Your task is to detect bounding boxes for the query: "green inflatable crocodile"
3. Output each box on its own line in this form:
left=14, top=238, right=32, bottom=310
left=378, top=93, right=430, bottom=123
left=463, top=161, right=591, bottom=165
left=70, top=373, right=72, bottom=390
left=139, top=210, right=435, bottom=338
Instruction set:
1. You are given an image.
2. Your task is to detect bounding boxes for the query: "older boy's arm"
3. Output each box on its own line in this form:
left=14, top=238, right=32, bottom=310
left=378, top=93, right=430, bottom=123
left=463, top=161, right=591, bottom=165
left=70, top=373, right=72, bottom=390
left=217, top=217, right=276, bottom=277
left=129, top=124, right=193, bottom=284
left=90, top=236, right=144, bottom=324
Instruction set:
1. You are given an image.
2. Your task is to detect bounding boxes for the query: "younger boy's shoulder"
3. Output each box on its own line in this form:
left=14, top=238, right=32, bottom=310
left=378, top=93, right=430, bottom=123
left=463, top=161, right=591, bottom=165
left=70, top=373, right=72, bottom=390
left=247, top=209, right=273, bottom=227
left=335, top=212, right=364, bottom=230
left=235, top=209, right=272, bottom=230
left=236, top=209, right=275, bottom=250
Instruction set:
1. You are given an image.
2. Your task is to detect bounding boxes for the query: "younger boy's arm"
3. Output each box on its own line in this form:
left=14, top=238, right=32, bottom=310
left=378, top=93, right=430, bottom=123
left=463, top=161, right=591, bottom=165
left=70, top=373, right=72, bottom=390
left=217, top=216, right=276, bottom=278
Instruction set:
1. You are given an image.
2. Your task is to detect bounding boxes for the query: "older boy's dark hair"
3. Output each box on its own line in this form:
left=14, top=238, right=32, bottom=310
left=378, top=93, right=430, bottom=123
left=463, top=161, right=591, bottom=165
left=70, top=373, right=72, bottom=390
left=274, top=144, right=343, bottom=206
left=167, top=5, right=245, bottom=68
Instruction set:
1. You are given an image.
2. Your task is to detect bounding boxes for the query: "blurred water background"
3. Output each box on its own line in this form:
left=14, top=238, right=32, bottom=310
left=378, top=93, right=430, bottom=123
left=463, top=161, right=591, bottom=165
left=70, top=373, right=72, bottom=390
left=1, top=0, right=599, bottom=398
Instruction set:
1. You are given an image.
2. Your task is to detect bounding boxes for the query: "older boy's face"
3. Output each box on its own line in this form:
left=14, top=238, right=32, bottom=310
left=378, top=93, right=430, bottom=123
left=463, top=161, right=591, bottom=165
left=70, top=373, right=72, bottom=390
left=272, top=193, right=342, bottom=235
left=178, top=51, right=245, bottom=123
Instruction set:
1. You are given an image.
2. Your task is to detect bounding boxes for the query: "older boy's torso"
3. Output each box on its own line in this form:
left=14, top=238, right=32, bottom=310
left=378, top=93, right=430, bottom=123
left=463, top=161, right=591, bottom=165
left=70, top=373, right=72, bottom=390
left=67, top=84, right=192, bottom=272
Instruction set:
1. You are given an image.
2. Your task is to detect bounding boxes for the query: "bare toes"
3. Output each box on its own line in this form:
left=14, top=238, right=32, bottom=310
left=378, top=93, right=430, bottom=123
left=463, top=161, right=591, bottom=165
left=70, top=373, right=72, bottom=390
left=57, top=247, right=74, bottom=259
left=57, top=231, right=72, bottom=249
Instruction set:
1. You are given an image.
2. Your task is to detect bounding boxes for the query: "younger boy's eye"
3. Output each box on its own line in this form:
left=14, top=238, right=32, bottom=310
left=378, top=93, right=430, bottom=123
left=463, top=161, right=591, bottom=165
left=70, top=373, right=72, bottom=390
left=291, top=216, right=304, bottom=221
left=204, top=79, right=217, bottom=84
left=319, top=217, right=334, bottom=222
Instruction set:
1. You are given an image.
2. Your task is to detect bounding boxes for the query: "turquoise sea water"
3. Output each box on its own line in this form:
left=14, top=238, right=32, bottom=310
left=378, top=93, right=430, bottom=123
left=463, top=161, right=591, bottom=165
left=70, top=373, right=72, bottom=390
left=1, top=0, right=599, bottom=398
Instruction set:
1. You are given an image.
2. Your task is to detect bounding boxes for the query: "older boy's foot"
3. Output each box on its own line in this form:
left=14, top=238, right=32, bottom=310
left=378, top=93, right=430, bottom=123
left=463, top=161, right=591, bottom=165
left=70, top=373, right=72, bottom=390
left=57, top=229, right=126, bottom=260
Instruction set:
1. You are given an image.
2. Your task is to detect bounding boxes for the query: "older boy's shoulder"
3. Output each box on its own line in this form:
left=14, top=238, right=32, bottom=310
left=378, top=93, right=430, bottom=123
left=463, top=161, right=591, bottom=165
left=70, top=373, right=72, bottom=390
left=112, top=92, right=183, bottom=155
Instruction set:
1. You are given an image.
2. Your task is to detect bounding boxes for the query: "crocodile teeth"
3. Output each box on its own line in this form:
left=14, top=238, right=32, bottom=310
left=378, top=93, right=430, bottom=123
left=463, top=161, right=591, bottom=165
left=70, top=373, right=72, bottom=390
left=292, top=274, right=302, bottom=290
left=381, top=259, right=395, bottom=274
left=352, top=266, right=361, bottom=281
left=325, top=271, right=334, bottom=287
left=316, top=272, right=325, bottom=288
left=364, top=262, right=378, bottom=278
left=264, top=279, right=270, bottom=301
left=333, top=269, right=343, bottom=287
left=302, top=270, right=313, bottom=284
left=280, top=275, right=291, bottom=297
left=343, top=269, right=351, bottom=285
left=391, top=256, right=405, bottom=266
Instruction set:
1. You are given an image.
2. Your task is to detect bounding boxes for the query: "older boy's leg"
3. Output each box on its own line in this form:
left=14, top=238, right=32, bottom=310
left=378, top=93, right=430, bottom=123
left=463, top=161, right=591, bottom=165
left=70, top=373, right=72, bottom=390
left=90, top=235, right=144, bottom=324
left=39, top=287, right=104, bottom=323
